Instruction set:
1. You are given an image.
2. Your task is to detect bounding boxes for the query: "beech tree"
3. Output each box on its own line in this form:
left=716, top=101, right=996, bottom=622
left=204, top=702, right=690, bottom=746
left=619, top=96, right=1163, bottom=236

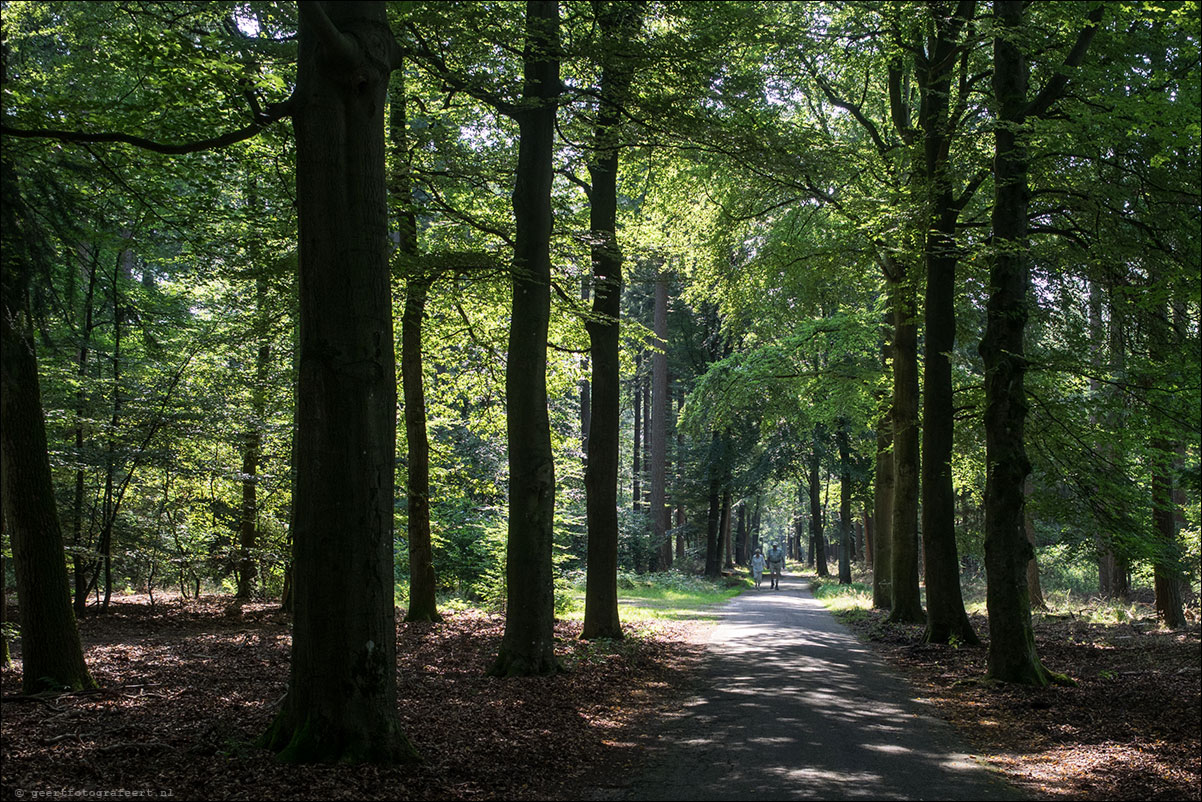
left=982, top=0, right=1101, bottom=686
left=582, top=0, right=646, bottom=641
left=1, top=160, right=96, bottom=694
left=490, top=0, right=563, bottom=677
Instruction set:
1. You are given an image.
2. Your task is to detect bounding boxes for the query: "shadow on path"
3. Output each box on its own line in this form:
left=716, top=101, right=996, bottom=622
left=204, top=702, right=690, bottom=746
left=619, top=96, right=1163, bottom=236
left=592, top=573, right=1025, bottom=801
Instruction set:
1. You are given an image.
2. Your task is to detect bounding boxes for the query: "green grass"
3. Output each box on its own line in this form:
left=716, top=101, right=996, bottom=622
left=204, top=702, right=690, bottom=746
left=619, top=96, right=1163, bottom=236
left=807, top=567, right=1176, bottom=630
left=809, top=575, right=874, bottom=614
left=559, top=570, right=747, bottom=624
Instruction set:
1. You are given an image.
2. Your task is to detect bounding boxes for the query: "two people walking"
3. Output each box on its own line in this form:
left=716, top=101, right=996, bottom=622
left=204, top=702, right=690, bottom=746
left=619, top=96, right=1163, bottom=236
left=750, top=543, right=786, bottom=589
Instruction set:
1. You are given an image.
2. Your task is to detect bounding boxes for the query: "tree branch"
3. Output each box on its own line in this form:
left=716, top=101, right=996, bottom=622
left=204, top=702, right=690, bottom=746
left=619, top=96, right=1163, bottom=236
left=1, top=95, right=295, bottom=155
left=1026, top=4, right=1105, bottom=119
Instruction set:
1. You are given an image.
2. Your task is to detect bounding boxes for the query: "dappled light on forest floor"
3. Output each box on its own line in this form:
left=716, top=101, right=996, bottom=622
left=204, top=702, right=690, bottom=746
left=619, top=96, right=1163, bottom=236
left=834, top=602, right=1201, bottom=801
left=1, top=595, right=708, bottom=801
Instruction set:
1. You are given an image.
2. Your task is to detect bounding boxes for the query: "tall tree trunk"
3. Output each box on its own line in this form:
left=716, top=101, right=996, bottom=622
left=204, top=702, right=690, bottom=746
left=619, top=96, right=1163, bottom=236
left=0, top=526, right=9, bottom=669
left=390, top=62, right=441, bottom=624
left=237, top=278, right=270, bottom=601
left=809, top=447, right=829, bottom=578
left=632, top=354, right=642, bottom=514
left=734, top=501, right=747, bottom=565
left=491, top=0, right=562, bottom=677
left=72, top=245, right=99, bottom=615
left=1, top=160, right=96, bottom=693
left=97, top=246, right=130, bottom=613
left=1150, top=369, right=1186, bottom=628
left=982, top=0, right=1100, bottom=684
left=837, top=421, right=853, bottom=585
left=580, top=280, right=590, bottom=456
left=919, top=1, right=978, bottom=645
left=795, top=483, right=807, bottom=568
left=401, top=274, right=441, bottom=622
left=751, top=494, right=762, bottom=559
left=642, top=371, right=651, bottom=509
left=888, top=260, right=925, bottom=623
left=981, top=0, right=1045, bottom=684
left=259, top=0, right=415, bottom=763
left=582, top=0, right=643, bottom=641
left=720, top=488, right=733, bottom=570
left=1092, top=280, right=1130, bottom=598
left=872, top=334, right=894, bottom=608
left=1024, top=478, right=1046, bottom=611
left=704, top=433, right=722, bottom=578
left=650, top=268, right=670, bottom=570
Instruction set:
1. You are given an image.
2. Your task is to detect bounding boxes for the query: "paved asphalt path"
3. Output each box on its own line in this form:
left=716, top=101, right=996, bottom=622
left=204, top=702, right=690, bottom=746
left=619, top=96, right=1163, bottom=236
left=592, top=571, right=1026, bottom=801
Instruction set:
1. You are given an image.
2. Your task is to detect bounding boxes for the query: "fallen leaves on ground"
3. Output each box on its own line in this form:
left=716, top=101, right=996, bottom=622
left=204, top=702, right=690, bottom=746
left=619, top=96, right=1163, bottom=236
left=1, top=596, right=706, bottom=801
left=835, top=607, right=1201, bottom=802
left=4, top=594, right=1198, bottom=801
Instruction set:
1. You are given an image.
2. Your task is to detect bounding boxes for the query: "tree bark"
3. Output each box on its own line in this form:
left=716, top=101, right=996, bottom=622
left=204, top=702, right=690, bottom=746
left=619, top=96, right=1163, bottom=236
left=237, top=278, right=271, bottom=601
left=632, top=353, right=642, bottom=514
left=704, top=433, right=722, bottom=578
left=1, top=160, right=96, bottom=693
left=918, top=1, right=978, bottom=645
left=734, top=501, right=747, bottom=565
left=401, top=274, right=441, bottom=623
left=720, top=488, right=733, bottom=570
left=650, top=269, right=670, bottom=571
left=259, top=0, right=415, bottom=763
left=1024, top=479, right=1046, bottom=612
left=982, top=0, right=1100, bottom=684
left=390, top=62, right=441, bottom=624
left=582, top=0, right=643, bottom=641
left=490, top=0, right=562, bottom=677
left=72, top=245, right=99, bottom=615
left=980, top=0, right=1047, bottom=685
left=837, top=421, right=852, bottom=585
left=888, top=261, right=925, bottom=623
left=809, top=446, right=829, bottom=578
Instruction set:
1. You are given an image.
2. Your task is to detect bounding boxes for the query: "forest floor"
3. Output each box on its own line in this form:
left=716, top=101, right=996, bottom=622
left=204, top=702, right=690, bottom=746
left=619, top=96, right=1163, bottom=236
left=1, top=590, right=1199, bottom=801
left=830, top=598, right=1202, bottom=802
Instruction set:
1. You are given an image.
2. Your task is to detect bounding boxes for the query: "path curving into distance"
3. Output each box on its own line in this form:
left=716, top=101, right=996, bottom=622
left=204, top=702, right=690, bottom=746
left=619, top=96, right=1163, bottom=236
left=592, top=572, right=1026, bottom=801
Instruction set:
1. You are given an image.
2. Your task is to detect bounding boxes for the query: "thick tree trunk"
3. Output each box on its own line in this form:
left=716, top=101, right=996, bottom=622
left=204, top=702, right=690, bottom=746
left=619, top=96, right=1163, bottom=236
left=491, top=0, right=562, bottom=677
left=888, top=263, right=925, bottom=623
left=1, top=161, right=95, bottom=693
left=259, top=0, right=415, bottom=763
left=918, top=0, right=978, bottom=649
left=582, top=0, right=642, bottom=641
left=980, top=0, right=1048, bottom=685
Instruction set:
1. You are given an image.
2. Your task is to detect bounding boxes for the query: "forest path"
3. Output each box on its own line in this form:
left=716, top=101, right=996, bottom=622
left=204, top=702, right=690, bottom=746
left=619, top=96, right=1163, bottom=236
left=590, top=571, right=1026, bottom=801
